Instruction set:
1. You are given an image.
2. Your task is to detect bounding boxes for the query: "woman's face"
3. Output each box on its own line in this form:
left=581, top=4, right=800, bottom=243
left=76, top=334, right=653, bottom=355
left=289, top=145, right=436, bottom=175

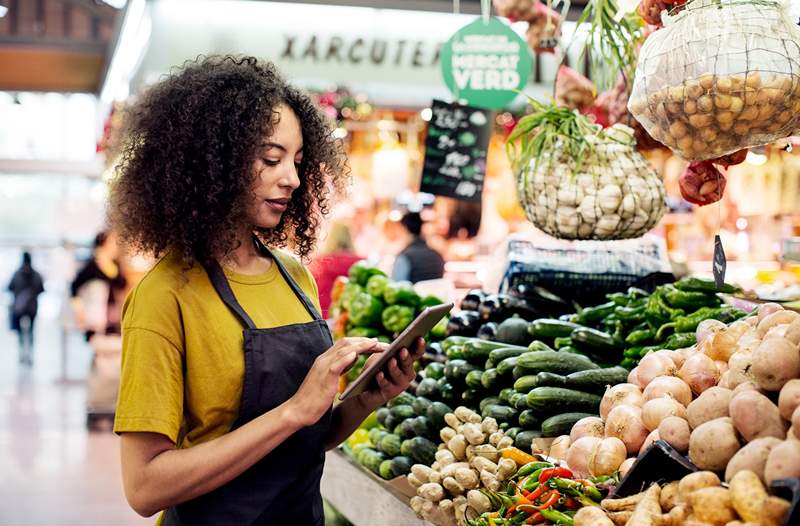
left=247, top=104, right=303, bottom=230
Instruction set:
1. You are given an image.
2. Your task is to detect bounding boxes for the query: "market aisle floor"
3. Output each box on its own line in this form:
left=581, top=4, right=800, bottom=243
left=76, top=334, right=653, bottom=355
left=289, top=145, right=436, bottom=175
left=0, top=317, right=150, bottom=526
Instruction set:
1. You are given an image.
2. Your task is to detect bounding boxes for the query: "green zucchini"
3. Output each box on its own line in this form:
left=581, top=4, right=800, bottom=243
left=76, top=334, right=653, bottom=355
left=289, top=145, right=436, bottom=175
left=441, top=336, right=471, bottom=353
left=376, top=407, right=391, bottom=427
left=412, top=396, right=433, bottom=416
left=377, top=433, right=402, bottom=457
left=488, top=346, right=529, bottom=368
left=387, top=392, right=416, bottom=408
left=553, top=337, right=572, bottom=350
left=415, top=378, right=439, bottom=399
left=390, top=456, right=414, bottom=477
left=481, top=404, right=518, bottom=425
left=528, top=319, right=581, bottom=340
left=535, top=372, right=569, bottom=389
left=369, top=428, right=389, bottom=446
left=518, top=409, right=541, bottom=430
left=426, top=401, right=452, bottom=429
left=389, top=404, right=415, bottom=420
left=479, top=396, right=501, bottom=413
left=513, top=375, right=537, bottom=393
left=541, top=413, right=596, bottom=437
left=515, top=350, right=599, bottom=376
left=499, top=388, right=516, bottom=404
left=465, top=369, right=485, bottom=390
left=504, top=427, right=521, bottom=440
left=462, top=388, right=483, bottom=406
left=512, top=366, right=528, bottom=380
left=444, top=359, right=479, bottom=384
left=481, top=368, right=500, bottom=390
left=565, top=367, right=630, bottom=394
left=571, top=327, right=621, bottom=359
left=526, top=387, right=602, bottom=415
left=509, top=392, right=528, bottom=411
left=424, top=362, right=445, bottom=380
left=515, top=430, right=543, bottom=451
left=400, top=437, right=437, bottom=465
left=438, top=380, right=458, bottom=405
left=445, top=345, right=466, bottom=360
left=394, top=419, right=416, bottom=439
left=496, top=356, right=519, bottom=377
left=528, top=341, right=556, bottom=353
left=410, top=416, right=436, bottom=441
left=379, top=459, right=395, bottom=480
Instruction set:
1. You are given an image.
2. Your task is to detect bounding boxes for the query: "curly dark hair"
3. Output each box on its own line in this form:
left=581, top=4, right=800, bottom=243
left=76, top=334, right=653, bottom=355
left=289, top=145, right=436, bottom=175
left=109, top=55, right=348, bottom=265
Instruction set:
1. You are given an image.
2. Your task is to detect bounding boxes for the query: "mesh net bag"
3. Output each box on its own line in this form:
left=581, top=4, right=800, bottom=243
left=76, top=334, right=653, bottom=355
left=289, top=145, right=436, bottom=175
left=628, top=0, right=800, bottom=161
left=515, top=123, right=667, bottom=240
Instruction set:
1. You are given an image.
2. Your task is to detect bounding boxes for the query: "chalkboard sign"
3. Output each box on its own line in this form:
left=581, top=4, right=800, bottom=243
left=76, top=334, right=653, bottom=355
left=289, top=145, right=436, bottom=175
left=420, top=99, right=492, bottom=202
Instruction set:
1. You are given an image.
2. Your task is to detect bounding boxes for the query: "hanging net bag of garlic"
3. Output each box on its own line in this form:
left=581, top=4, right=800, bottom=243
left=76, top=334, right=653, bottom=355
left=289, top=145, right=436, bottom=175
left=507, top=101, right=666, bottom=240
left=628, top=0, right=800, bottom=161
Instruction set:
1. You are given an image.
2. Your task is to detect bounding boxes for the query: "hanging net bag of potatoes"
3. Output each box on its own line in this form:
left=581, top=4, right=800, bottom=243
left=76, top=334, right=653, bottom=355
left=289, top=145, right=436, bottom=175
left=507, top=102, right=667, bottom=240
left=628, top=0, right=800, bottom=161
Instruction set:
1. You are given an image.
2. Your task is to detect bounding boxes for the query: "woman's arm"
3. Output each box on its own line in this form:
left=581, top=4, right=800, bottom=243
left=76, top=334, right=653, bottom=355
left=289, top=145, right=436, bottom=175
left=121, top=337, right=382, bottom=517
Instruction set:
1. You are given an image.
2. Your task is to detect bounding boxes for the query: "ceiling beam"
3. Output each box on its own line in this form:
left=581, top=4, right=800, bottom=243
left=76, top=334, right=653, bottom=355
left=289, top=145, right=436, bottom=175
left=58, top=0, right=117, bottom=22
left=0, top=35, right=106, bottom=54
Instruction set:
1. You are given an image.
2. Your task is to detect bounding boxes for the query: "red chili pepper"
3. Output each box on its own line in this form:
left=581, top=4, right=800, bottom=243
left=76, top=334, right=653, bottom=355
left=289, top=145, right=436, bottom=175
left=527, top=484, right=547, bottom=502
left=538, top=467, right=574, bottom=484
left=538, top=489, right=561, bottom=510
left=505, top=506, right=516, bottom=518
left=564, top=497, right=580, bottom=510
left=524, top=511, right=545, bottom=524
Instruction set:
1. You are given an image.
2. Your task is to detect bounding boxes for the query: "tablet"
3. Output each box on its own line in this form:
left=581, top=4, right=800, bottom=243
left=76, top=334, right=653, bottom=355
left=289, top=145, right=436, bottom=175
left=338, top=302, right=454, bottom=402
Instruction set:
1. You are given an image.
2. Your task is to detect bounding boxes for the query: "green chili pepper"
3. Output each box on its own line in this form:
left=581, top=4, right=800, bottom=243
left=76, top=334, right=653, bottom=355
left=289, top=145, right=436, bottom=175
left=627, top=287, right=650, bottom=300
left=382, top=304, right=415, bottom=334
left=365, top=274, right=390, bottom=298
left=522, top=479, right=540, bottom=492
left=348, top=291, right=383, bottom=326
left=675, top=276, right=741, bottom=294
left=514, top=461, right=554, bottom=480
left=623, top=347, right=642, bottom=358
left=645, top=290, right=685, bottom=328
left=620, top=357, right=637, bottom=369
left=625, top=327, right=655, bottom=346
left=574, top=301, right=616, bottom=325
left=639, top=344, right=663, bottom=357
left=348, top=260, right=386, bottom=287
left=663, top=332, right=697, bottom=350
left=607, top=292, right=629, bottom=306
left=383, top=281, right=419, bottom=307
left=663, top=285, right=721, bottom=310
left=656, top=306, right=722, bottom=340
left=540, top=508, right=574, bottom=525
left=615, top=304, right=647, bottom=323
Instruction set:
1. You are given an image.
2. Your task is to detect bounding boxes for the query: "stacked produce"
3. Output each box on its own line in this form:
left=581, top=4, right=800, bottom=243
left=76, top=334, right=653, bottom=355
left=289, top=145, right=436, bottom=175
left=587, top=470, right=790, bottom=526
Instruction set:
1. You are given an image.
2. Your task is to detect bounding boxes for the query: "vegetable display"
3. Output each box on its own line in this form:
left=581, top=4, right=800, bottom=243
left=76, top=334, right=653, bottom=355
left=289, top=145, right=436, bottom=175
left=628, top=0, right=800, bottom=161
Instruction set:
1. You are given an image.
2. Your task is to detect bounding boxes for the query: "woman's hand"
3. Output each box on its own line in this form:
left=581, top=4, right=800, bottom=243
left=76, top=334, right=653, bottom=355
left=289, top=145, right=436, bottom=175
left=354, top=337, right=425, bottom=411
left=288, top=337, right=382, bottom=427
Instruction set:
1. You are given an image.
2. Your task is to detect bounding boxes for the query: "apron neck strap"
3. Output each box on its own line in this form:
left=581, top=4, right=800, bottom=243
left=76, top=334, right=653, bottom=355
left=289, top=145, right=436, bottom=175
left=203, top=259, right=258, bottom=330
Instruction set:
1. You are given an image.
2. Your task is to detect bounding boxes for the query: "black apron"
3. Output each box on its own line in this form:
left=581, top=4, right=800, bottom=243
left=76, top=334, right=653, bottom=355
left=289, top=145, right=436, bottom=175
left=163, top=240, right=333, bottom=525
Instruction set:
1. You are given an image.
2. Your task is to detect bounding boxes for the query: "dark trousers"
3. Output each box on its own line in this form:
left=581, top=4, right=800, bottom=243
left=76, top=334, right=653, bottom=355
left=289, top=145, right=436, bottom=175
left=15, top=314, right=34, bottom=364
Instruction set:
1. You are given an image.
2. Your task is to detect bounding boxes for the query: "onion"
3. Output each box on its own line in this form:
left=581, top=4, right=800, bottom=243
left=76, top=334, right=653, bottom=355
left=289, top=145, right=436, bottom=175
left=765, top=324, right=789, bottom=340
left=696, top=319, right=727, bottom=346
left=605, top=405, right=649, bottom=455
left=549, top=435, right=571, bottom=461
left=718, top=370, right=732, bottom=389
left=715, top=360, right=729, bottom=374
left=637, top=352, right=679, bottom=387
left=651, top=349, right=685, bottom=368
left=570, top=416, right=605, bottom=443
left=726, top=320, right=752, bottom=341
left=600, top=383, right=644, bottom=420
left=679, top=353, right=720, bottom=394
left=628, top=367, right=644, bottom=389
left=640, top=429, right=660, bottom=454
left=642, top=376, right=692, bottom=406
left=735, top=329, right=761, bottom=354
left=758, top=303, right=784, bottom=322
left=566, top=436, right=627, bottom=477
left=619, top=457, right=636, bottom=478
left=566, top=437, right=601, bottom=478
left=701, top=329, right=738, bottom=362
left=642, top=396, right=688, bottom=431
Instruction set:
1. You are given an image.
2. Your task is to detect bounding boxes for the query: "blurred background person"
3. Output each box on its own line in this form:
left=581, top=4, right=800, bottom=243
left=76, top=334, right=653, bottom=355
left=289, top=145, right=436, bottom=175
left=308, top=221, right=363, bottom=319
left=7, top=251, right=44, bottom=365
left=391, top=211, right=444, bottom=284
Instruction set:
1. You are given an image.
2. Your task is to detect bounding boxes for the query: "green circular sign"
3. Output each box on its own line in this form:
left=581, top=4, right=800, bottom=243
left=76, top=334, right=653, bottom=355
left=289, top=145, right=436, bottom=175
left=440, top=17, right=532, bottom=110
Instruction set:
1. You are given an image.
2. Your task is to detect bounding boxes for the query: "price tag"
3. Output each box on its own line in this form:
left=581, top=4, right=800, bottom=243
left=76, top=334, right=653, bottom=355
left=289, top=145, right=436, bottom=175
left=713, top=234, right=727, bottom=291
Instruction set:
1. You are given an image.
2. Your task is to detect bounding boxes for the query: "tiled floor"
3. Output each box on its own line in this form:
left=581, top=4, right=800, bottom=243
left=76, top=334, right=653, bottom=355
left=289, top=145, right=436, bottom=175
left=0, top=316, right=150, bottom=526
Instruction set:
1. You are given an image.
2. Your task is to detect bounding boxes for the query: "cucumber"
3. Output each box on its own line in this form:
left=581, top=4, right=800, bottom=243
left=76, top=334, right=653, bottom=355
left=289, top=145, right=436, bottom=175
left=479, top=396, right=502, bottom=413
left=424, top=362, right=445, bottom=380
left=526, top=387, right=602, bottom=415
left=499, top=388, right=516, bottom=404
left=496, top=356, right=519, bottom=377
left=462, top=388, right=483, bottom=407
left=394, top=419, right=416, bottom=440
left=463, top=339, right=522, bottom=364
left=518, top=409, right=542, bottom=430
left=481, top=368, right=500, bottom=390
left=541, top=412, right=597, bottom=437
left=528, top=319, right=581, bottom=340
left=571, top=327, right=622, bottom=360
left=528, top=341, right=556, bottom=353
left=488, top=346, right=529, bottom=368
left=383, top=413, right=400, bottom=431
left=369, top=428, right=389, bottom=446
left=388, top=392, right=416, bottom=408
left=389, top=404, right=415, bottom=420
left=446, top=345, right=466, bottom=360
left=437, top=379, right=458, bottom=405
left=427, top=402, right=452, bottom=429
left=553, top=337, right=572, bottom=350
left=515, top=350, right=599, bottom=376
left=376, top=407, right=391, bottom=427
left=565, top=366, right=630, bottom=394
left=378, top=433, right=402, bottom=457
left=535, top=372, right=569, bottom=389
left=504, top=427, right=521, bottom=440
left=416, top=378, right=439, bottom=399
left=513, top=375, right=539, bottom=393
left=512, top=366, right=528, bottom=380
left=379, top=459, right=395, bottom=480
left=400, top=437, right=437, bottom=465
left=515, top=430, right=543, bottom=451
left=509, top=392, right=528, bottom=411
left=390, top=456, right=414, bottom=477
left=481, top=404, right=518, bottom=424
left=444, top=359, right=479, bottom=385
left=410, top=416, right=436, bottom=441
left=465, top=369, right=485, bottom=390
left=412, top=396, right=433, bottom=416
left=441, top=336, right=471, bottom=353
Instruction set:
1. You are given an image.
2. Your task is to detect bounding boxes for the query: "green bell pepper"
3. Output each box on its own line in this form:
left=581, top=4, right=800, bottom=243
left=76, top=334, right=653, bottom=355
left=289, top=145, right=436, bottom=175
left=382, top=304, right=415, bottom=334
left=346, top=326, right=380, bottom=338
left=674, top=276, right=741, bottom=294
left=663, top=285, right=721, bottom=310
left=383, top=281, right=419, bottom=307
left=419, top=295, right=444, bottom=310
left=340, top=282, right=364, bottom=312
left=348, top=260, right=386, bottom=287
left=348, top=292, right=383, bottom=326
left=366, top=274, right=390, bottom=298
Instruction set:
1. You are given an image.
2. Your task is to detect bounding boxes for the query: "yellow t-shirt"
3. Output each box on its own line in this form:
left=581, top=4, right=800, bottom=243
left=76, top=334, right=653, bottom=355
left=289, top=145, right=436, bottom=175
left=113, top=249, right=321, bottom=448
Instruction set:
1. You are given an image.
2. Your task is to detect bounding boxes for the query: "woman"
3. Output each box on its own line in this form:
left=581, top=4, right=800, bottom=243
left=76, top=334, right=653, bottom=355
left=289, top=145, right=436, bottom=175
left=111, top=56, right=423, bottom=525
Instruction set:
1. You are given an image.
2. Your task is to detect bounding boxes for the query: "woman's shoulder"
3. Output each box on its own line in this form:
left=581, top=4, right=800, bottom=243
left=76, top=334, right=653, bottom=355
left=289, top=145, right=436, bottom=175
left=271, top=249, right=317, bottom=292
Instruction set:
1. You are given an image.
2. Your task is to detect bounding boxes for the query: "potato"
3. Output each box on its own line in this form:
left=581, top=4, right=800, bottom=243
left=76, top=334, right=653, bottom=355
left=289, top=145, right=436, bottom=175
left=679, top=471, right=721, bottom=499
left=764, top=439, right=800, bottom=484
left=729, top=389, right=787, bottom=441
left=687, top=387, right=732, bottom=429
left=757, top=310, right=800, bottom=338
left=659, top=416, right=691, bottom=453
left=784, top=318, right=800, bottom=345
left=724, top=437, right=782, bottom=483
left=763, top=496, right=791, bottom=526
left=574, top=506, right=614, bottom=526
left=660, top=481, right=680, bottom=510
left=751, top=337, right=800, bottom=391
left=688, top=487, right=736, bottom=526
left=662, top=505, right=686, bottom=526
left=642, top=397, right=688, bottom=431
left=607, top=511, right=633, bottom=526
left=794, top=406, right=800, bottom=435
left=778, top=378, right=800, bottom=420
left=689, top=418, right=741, bottom=471
left=729, top=470, right=768, bottom=523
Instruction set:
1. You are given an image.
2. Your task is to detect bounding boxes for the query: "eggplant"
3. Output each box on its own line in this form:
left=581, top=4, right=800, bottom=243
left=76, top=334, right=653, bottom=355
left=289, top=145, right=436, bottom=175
left=460, top=289, right=486, bottom=312
left=478, top=294, right=539, bottom=322
left=507, top=284, right=573, bottom=318
left=446, top=311, right=482, bottom=337
left=477, top=322, right=498, bottom=341
left=426, top=341, right=444, bottom=356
